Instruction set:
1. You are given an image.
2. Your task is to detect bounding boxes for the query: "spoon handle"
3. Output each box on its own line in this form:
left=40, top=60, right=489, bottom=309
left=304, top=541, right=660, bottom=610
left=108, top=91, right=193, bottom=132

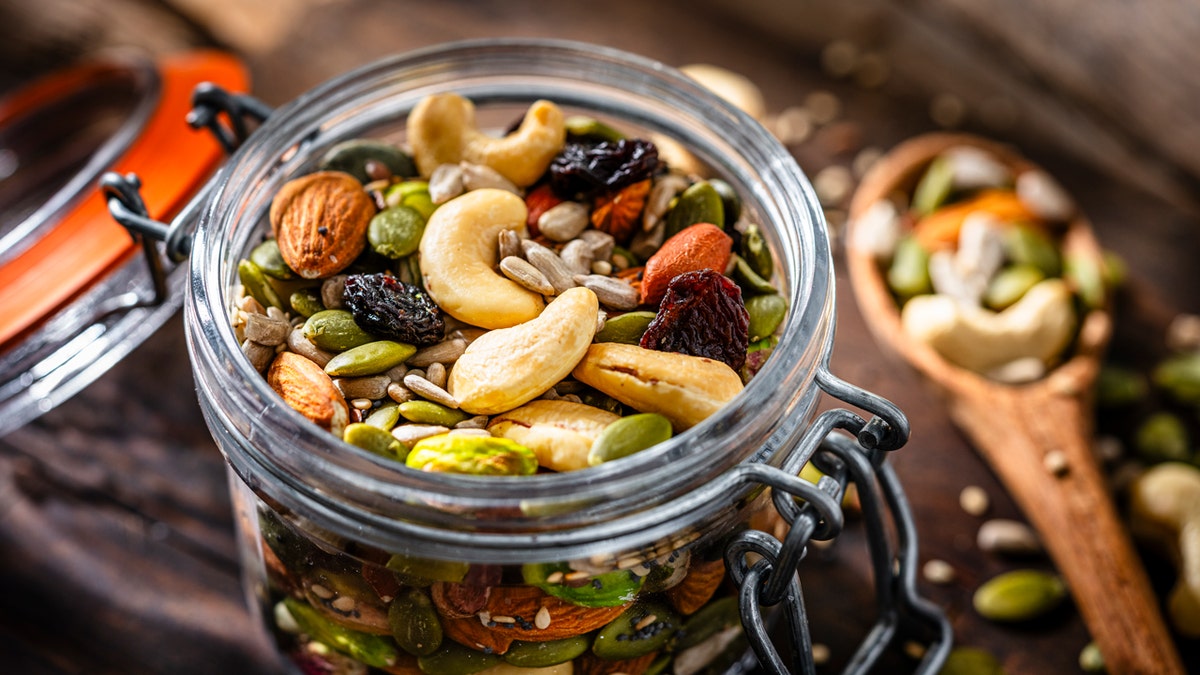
left=948, top=376, right=1182, bottom=674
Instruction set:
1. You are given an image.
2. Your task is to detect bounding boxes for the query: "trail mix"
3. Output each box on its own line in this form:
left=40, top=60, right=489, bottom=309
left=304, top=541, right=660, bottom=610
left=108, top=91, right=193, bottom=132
left=232, top=93, right=789, bottom=674
left=852, top=144, right=1111, bottom=382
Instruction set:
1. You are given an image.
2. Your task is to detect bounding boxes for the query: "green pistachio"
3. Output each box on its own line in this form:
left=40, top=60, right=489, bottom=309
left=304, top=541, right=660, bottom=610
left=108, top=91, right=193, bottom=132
left=304, top=309, right=377, bottom=352
left=325, top=340, right=417, bottom=377
left=595, top=311, right=657, bottom=344
left=368, top=205, right=426, bottom=259
left=406, top=435, right=537, bottom=476
left=938, top=646, right=1004, bottom=675
left=565, top=115, right=625, bottom=143
left=385, top=180, right=436, bottom=220
left=972, top=569, right=1066, bottom=622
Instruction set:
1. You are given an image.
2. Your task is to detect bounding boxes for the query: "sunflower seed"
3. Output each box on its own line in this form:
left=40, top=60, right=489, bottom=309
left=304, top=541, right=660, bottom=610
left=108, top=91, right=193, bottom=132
left=500, top=256, right=556, bottom=295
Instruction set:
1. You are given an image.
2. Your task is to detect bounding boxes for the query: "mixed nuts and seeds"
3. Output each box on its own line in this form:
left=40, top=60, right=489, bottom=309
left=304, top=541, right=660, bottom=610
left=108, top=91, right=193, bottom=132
left=232, top=92, right=790, bottom=674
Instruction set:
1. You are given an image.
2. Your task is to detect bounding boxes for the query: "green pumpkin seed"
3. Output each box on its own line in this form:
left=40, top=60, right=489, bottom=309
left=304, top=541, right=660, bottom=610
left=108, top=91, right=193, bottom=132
left=709, top=178, right=742, bottom=226
left=665, top=181, right=724, bottom=238
left=732, top=255, right=777, bottom=296
left=250, top=239, right=295, bottom=280
left=739, top=223, right=772, bottom=280
left=388, top=587, right=443, bottom=656
left=645, top=652, right=672, bottom=675
left=588, top=413, right=673, bottom=466
left=1153, top=351, right=1200, bottom=405
left=385, top=554, right=468, bottom=586
left=385, top=180, right=437, bottom=220
left=289, top=287, right=325, bottom=317
left=984, top=264, right=1045, bottom=311
left=887, top=235, right=933, bottom=299
left=938, top=646, right=1004, bottom=675
left=369, top=206, right=426, bottom=260
left=364, top=402, right=401, bottom=431
left=398, top=400, right=470, bottom=427
left=675, top=595, right=739, bottom=650
left=972, top=569, right=1066, bottom=622
left=304, top=310, right=377, bottom=352
left=406, top=435, right=537, bottom=476
left=1004, top=223, right=1061, bottom=278
left=1095, top=365, right=1148, bottom=408
left=320, top=139, right=416, bottom=184
left=417, top=640, right=502, bottom=675
left=1078, top=641, right=1105, bottom=673
left=344, top=422, right=407, bottom=459
left=238, top=259, right=284, bottom=310
left=523, top=562, right=645, bottom=608
left=1134, top=412, right=1189, bottom=463
left=504, top=636, right=591, bottom=667
left=912, top=155, right=954, bottom=217
left=595, top=311, right=657, bottom=344
left=1064, top=252, right=1106, bottom=309
left=592, top=600, right=681, bottom=660
left=746, top=294, right=787, bottom=342
left=282, top=597, right=398, bottom=668
left=565, top=115, right=625, bottom=143
left=325, top=340, right=417, bottom=377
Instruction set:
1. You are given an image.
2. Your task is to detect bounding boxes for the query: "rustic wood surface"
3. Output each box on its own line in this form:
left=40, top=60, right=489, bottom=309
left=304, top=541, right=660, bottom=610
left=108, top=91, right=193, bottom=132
left=1, top=1, right=1198, bottom=673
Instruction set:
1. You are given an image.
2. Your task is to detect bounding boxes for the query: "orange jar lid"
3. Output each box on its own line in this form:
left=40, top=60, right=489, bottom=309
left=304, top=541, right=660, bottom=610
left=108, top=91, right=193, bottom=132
left=0, top=50, right=248, bottom=348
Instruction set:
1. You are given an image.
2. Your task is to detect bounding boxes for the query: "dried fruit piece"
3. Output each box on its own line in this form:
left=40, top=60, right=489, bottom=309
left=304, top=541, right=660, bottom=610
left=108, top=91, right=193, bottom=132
left=343, top=273, right=445, bottom=346
left=640, top=270, right=749, bottom=371
left=524, top=183, right=564, bottom=235
left=591, top=178, right=651, bottom=243
left=548, top=139, right=660, bottom=199
left=270, top=171, right=375, bottom=279
left=639, top=224, right=733, bottom=306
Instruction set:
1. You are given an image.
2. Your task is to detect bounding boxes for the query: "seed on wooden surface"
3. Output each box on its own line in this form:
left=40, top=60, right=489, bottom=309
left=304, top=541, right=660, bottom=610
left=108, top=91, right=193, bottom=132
left=1043, top=449, right=1070, bottom=476
left=977, top=518, right=1042, bottom=556
left=959, top=485, right=990, bottom=517
left=922, top=559, right=956, bottom=585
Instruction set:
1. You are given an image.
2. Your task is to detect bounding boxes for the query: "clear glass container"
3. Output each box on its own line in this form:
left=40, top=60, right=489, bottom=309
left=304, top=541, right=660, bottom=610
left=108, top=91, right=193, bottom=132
left=180, top=39, right=925, bottom=675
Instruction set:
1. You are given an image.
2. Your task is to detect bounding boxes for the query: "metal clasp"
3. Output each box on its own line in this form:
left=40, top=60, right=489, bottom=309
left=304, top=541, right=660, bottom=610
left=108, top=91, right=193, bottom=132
left=726, top=361, right=951, bottom=674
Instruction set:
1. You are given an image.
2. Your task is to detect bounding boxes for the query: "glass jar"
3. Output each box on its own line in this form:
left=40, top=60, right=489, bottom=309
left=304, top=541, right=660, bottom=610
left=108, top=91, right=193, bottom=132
left=151, top=39, right=947, bottom=675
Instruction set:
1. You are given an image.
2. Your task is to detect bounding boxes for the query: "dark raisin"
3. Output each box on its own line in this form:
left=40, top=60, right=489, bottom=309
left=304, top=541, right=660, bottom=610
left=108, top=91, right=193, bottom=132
left=639, top=269, right=749, bottom=371
left=548, top=139, right=660, bottom=199
left=342, top=273, right=444, bottom=346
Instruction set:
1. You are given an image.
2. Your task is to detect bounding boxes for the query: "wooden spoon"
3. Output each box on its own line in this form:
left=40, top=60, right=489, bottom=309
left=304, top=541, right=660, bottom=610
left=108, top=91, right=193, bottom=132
left=845, top=133, right=1182, bottom=674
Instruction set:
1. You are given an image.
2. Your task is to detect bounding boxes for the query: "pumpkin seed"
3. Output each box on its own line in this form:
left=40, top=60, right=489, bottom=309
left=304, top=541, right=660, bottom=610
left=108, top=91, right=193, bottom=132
left=289, top=287, right=325, bottom=317
left=368, top=205, right=426, bottom=259
left=984, top=264, right=1045, bottom=311
left=911, top=154, right=954, bottom=216
left=595, top=311, right=657, bottom=344
left=887, top=235, right=933, bottom=299
left=344, top=423, right=407, bottom=459
left=325, top=340, right=417, bottom=377
left=523, top=562, right=644, bottom=608
left=1153, top=351, right=1200, bottom=404
left=406, top=435, right=537, bottom=476
left=238, top=259, right=284, bottom=310
left=675, top=595, right=739, bottom=650
left=388, top=587, right=443, bottom=656
left=732, top=255, right=777, bottom=296
left=1064, top=252, right=1105, bottom=309
left=1003, top=223, right=1061, bottom=277
left=320, top=139, right=416, bottom=184
left=746, top=293, right=787, bottom=342
left=739, top=223, right=771, bottom=280
left=503, top=636, right=591, bottom=667
left=665, top=181, right=724, bottom=238
left=363, top=402, right=401, bottom=431
left=398, top=400, right=471, bottom=427
left=417, top=640, right=502, bottom=675
left=972, top=569, right=1066, bottom=622
left=592, top=600, right=680, bottom=660
left=565, top=115, right=625, bottom=143
left=385, top=553, right=468, bottom=587
left=282, top=597, right=398, bottom=668
left=250, top=239, right=295, bottom=280
left=588, top=413, right=673, bottom=466
left=938, top=646, right=1004, bottom=675
left=304, top=309, right=377, bottom=352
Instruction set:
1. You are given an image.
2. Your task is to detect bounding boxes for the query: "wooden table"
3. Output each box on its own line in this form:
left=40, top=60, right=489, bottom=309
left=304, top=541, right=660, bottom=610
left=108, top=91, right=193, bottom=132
left=2, top=1, right=1198, bottom=673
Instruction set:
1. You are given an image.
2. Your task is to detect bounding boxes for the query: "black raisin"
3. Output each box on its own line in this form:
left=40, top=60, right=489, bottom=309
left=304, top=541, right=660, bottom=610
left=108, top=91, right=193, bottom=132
left=639, top=269, right=749, bottom=371
left=548, top=139, right=660, bottom=199
left=342, top=273, right=444, bottom=346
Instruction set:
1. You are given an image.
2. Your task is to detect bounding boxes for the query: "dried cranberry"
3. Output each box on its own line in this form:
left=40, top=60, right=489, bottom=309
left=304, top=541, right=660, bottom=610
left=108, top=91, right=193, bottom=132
left=548, top=139, right=660, bottom=199
left=640, top=269, right=749, bottom=371
left=343, top=273, right=444, bottom=346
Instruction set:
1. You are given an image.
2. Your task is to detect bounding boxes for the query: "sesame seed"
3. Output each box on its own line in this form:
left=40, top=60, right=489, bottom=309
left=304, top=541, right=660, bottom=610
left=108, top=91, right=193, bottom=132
left=922, top=559, right=956, bottom=585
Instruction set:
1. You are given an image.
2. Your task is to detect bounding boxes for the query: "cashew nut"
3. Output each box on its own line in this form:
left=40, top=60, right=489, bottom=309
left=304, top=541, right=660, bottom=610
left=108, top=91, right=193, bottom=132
left=448, top=287, right=598, bottom=415
left=407, top=93, right=566, bottom=187
left=572, top=342, right=744, bottom=431
left=419, top=189, right=544, bottom=329
left=488, top=399, right=620, bottom=472
left=1129, top=462, right=1200, bottom=637
left=900, top=278, right=1075, bottom=374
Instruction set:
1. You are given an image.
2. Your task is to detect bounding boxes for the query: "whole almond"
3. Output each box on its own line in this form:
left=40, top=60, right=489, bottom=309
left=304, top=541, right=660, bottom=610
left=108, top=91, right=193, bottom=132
left=639, top=223, right=733, bottom=306
left=269, top=171, right=374, bottom=279
left=268, top=352, right=349, bottom=436
left=438, top=585, right=628, bottom=654
left=665, top=558, right=725, bottom=615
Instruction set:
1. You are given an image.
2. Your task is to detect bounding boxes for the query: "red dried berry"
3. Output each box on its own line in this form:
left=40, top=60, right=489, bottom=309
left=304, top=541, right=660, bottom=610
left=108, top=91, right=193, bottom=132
left=639, top=269, right=749, bottom=371
left=343, top=273, right=444, bottom=346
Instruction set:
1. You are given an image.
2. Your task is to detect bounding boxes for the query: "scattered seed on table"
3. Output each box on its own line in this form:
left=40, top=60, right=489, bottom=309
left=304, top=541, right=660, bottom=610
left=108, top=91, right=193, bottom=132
left=977, top=518, right=1042, bottom=556
left=1043, top=449, right=1070, bottom=476
left=811, top=643, right=831, bottom=665
left=960, top=485, right=990, bottom=516
left=922, top=559, right=956, bottom=585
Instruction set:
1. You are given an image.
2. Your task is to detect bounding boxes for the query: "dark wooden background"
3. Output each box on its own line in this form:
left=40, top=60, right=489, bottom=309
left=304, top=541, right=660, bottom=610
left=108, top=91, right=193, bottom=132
left=1, top=1, right=1198, bottom=673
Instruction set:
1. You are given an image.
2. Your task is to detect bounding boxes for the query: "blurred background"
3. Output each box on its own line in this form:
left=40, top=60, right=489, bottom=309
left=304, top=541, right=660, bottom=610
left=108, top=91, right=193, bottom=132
left=1, top=1, right=1197, bottom=673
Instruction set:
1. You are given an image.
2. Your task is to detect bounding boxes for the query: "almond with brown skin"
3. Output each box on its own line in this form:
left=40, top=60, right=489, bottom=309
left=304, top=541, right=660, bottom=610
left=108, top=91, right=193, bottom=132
left=439, top=585, right=629, bottom=655
left=665, top=557, right=726, bottom=615
left=575, top=651, right=658, bottom=675
left=268, top=352, right=349, bottom=436
left=270, top=170, right=375, bottom=279
left=639, top=222, right=732, bottom=306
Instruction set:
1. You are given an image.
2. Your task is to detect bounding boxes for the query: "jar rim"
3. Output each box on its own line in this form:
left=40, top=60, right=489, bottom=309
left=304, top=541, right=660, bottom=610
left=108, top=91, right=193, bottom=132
left=187, top=38, right=835, bottom=558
